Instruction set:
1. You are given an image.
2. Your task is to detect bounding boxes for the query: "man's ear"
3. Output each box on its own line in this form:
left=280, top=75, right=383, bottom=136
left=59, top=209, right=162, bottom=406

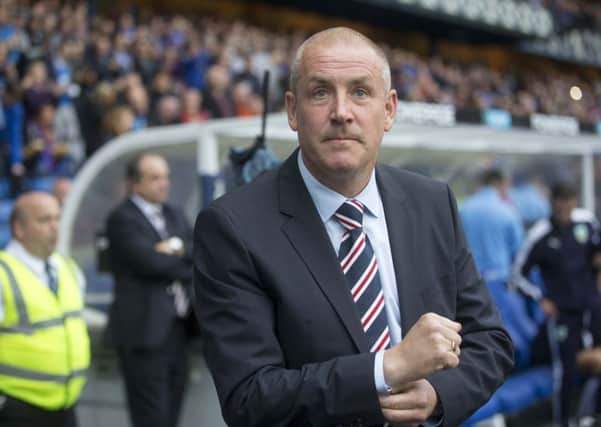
left=384, top=89, right=398, bottom=132
left=12, top=221, right=23, bottom=241
left=285, top=91, right=298, bottom=131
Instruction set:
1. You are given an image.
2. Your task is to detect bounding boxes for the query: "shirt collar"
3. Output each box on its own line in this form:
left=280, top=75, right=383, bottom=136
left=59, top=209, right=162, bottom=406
left=5, top=239, right=56, bottom=274
left=130, top=193, right=162, bottom=217
left=297, top=150, right=381, bottom=223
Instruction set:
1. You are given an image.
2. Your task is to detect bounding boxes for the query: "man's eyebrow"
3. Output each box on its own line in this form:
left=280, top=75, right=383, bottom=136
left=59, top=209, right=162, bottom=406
left=305, top=75, right=374, bottom=86
left=348, top=76, right=373, bottom=86
left=305, top=76, right=332, bottom=86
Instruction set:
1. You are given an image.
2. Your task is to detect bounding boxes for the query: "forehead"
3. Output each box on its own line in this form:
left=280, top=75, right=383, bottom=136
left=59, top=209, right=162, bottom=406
left=300, top=42, right=384, bottom=85
left=23, top=197, right=59, bottom=220
left=139, top=156, right=168, bottom=175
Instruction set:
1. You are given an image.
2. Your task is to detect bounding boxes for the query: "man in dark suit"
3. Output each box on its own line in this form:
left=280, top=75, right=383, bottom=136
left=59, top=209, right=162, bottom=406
left=107, top=152, right=194, bottom=427
left=193, top=28, right=514, bottom=427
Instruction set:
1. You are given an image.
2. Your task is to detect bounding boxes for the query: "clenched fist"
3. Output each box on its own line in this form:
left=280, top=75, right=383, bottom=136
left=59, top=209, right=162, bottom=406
left=383, top=312, right=462, bottom=391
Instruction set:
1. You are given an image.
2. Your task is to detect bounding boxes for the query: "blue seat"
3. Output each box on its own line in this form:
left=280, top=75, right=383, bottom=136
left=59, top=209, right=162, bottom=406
left=0, top=200, right=14, bottom=248
left=27, top=176, right=56, bottom=192
left=0, top=200, right=13, bottom=223
left=496, top=368, right=552, bottom=413
left=0, top=226, right=11, bottom=248
left=0, top=178, right=10, bottom=199
left=462, top=396, right=502, bottom=427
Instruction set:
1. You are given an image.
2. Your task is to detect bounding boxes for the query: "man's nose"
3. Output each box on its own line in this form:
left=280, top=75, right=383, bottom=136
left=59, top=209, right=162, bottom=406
left=330, top=93, right=353, bottom=123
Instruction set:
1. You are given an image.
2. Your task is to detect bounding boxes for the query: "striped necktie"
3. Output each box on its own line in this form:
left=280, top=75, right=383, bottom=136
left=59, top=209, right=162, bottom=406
left=335, top=199, right=390, bottom=353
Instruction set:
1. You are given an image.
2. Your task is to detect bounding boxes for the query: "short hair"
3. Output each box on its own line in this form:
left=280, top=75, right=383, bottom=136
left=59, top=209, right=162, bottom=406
left=9, top=204, right=24, bottom=234
left=289, top=27, right=391, bottom=94
left=551, top=181, right=577, bottom=200
left=480, top=168, right=505, bottom=186
left=126, top=152, right=153, bottom=183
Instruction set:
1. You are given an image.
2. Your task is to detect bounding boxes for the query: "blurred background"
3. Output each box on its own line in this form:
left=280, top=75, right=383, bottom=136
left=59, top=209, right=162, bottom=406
left=3, top=0, right=601, bottom=425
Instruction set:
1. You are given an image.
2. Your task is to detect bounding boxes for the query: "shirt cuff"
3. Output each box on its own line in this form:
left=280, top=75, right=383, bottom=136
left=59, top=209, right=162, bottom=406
left=374, top=350, right=392, bottom=394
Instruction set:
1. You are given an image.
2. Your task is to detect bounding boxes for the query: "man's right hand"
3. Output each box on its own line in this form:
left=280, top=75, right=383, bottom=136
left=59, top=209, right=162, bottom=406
left=383, top=312, right=462, bottom=391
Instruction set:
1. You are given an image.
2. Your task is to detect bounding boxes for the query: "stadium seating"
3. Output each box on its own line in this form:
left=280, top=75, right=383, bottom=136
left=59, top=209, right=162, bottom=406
left=0, top=199, right=13, bottom=248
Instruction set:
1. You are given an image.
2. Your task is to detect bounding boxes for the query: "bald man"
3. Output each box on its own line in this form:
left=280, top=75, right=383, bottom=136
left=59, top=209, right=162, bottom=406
left=0, top=192, right=89, bottom=427
left=194, top=27, right=513, bottom=427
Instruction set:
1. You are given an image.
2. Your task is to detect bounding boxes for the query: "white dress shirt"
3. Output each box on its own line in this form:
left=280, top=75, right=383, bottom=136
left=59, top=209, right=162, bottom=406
left=297, top=152, right=401, bottom=393
left=130, top=194, right=168, bottom=238
left=0, top=239, right=85, bottom=323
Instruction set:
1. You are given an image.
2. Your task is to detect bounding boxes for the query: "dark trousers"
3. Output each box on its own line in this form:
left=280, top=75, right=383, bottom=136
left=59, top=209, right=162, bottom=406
left=532, top=307, right=601, bottom=427
left=117, top=320, right=189, bottom=427
left=0, top=394, right=77, bottom=427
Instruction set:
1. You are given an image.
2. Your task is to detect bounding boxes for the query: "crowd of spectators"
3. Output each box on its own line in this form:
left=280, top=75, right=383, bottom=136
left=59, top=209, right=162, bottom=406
left=539, top=0, right=601, bottom=33
left=2, top=0, right=601, bottom=197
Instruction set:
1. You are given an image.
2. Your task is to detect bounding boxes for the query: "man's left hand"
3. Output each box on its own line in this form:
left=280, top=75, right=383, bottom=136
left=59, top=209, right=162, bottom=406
left=154, top=240, right=173, bottom=254
left=379, top=379, right=439, bottom=426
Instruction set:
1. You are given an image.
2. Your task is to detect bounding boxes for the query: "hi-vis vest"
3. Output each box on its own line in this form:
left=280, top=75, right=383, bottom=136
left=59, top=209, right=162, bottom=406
left=0, top=251, right=90, bottom=410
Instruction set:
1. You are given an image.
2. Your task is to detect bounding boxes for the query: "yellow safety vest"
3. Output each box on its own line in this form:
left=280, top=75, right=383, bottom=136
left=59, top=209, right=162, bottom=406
left=0, top=251, right=90, bottom=410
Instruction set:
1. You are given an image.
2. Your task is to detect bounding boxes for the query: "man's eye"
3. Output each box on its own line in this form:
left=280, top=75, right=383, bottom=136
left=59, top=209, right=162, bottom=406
left=355, top=88, right=368, bottom=97
left=312, top=88, right=328, bottom=98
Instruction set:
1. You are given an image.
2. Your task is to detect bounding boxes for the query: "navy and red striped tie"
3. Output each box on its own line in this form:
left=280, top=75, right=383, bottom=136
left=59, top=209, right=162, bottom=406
left=335, top=199, right=391, bottom=353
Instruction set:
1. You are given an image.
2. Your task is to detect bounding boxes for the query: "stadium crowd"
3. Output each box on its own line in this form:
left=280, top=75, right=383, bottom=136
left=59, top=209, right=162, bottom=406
left=541, top=0, right=601, bottom=32
left=1, top=0, right=601, bottom=192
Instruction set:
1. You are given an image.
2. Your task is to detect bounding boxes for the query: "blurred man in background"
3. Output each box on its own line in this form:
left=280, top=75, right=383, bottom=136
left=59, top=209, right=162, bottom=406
left=0, top=192, right=89, bottom=427
left=460, top=168, right=524, bottom=286
left=106, top=152, right=196, bottom=427
left=514, top=182, right=601, bottom=426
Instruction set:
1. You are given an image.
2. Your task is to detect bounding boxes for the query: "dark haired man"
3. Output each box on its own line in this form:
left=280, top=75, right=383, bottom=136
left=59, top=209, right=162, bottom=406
left=106, top=152, right=195, bottom=427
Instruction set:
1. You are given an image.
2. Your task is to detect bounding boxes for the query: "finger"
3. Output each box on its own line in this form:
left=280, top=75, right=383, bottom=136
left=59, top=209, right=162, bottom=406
left=382, top=408, right=429, bottom=425
left=423, top=312, right=462, bottom=331
left=447, top=333, right=462, bottom=355
left=441, top=350, right=460, bottom=369
left=379, top=382, right=430, bottom=410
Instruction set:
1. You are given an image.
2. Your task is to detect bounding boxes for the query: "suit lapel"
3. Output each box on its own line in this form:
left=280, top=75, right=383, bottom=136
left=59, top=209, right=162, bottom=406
left=278, top=151, right=369, bottom=353
left=126, top=199, right=163, bottom=241
left=162, top=205, right=177, bottom=237
left=376, top=166, right=424, bottom=334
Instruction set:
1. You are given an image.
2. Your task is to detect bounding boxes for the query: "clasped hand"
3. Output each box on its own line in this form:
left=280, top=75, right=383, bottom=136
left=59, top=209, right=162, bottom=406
left=380, top=312, right=462, bottom=425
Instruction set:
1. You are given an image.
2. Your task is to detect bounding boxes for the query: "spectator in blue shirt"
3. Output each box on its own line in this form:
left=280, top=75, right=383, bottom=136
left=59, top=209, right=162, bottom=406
left=460, top=168, right=524, bottom=283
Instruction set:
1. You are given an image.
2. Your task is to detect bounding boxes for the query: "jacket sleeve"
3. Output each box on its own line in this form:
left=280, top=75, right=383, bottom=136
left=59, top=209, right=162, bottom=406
left=511, top=223, right=545, bottom=301
left=193, top=204, right=385, bottom=427
left=427, top=185, right=515, bottom=427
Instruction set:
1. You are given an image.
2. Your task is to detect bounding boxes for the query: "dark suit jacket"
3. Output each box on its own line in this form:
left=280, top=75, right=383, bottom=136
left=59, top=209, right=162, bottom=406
left=193, top=151, right=514, bottom=427
left=107, top=198, right=194, bottom=350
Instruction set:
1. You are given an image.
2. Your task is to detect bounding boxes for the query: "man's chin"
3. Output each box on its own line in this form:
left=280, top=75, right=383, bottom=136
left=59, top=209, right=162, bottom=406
left=325, top=158, right=360, bottom=175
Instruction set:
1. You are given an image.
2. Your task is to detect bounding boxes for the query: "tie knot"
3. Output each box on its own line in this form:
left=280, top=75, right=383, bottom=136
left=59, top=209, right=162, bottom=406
left=334, top=199, right=364, bottom=231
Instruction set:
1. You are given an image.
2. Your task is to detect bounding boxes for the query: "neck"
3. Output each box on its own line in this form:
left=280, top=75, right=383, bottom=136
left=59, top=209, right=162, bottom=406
left=16, top=240, right=49, bottom=261
left=301, top=157, right=373, bottom=198
left=326, top=176, right=369, bottom=198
